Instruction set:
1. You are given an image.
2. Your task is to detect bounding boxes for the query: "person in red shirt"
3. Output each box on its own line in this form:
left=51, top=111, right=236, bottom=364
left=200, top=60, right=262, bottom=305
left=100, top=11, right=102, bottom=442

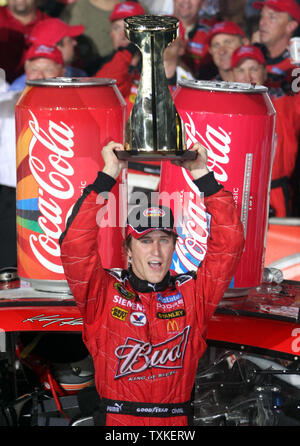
left=0, top=0, right=48, bottom=82
left=253, top=0, right=300, bottom=94
left=95, top=1, right=145, bottom=110
left=173, top=0, right=216, bottom=79
left=207, top=21, right=248, bottom=82
left=59, top=141, right=244, bottom=426
left=231, top=44, right=300, bottom=217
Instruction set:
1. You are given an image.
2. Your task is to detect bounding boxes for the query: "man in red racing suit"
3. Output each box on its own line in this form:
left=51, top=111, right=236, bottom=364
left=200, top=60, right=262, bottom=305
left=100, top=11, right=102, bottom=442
left=59, top=142, right=244, bottom=426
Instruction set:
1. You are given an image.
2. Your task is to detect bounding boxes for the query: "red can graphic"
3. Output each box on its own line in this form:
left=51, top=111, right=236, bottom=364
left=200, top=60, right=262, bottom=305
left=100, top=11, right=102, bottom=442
left=160, top=81, right=276, bottom=293
left=15, top=78, right=127, bottom=292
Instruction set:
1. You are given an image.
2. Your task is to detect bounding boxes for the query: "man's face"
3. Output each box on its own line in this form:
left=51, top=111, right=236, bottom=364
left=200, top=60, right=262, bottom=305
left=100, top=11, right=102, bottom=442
left=110, top=19, right=129, bottom=50
left=173, top=0, right=204, bottom=24
left=232, top=58, right=267, bottom=84
left=25, top=57, right=65, bottom=80
left=127, top=231, right=175, bottom=284
left=210, top=33, right=243, bottom=71
left=259, top=6, right=296, bottom=47
left=57, top=36, right=77, bottom=64
left=7, top=0, right=36, bottom=15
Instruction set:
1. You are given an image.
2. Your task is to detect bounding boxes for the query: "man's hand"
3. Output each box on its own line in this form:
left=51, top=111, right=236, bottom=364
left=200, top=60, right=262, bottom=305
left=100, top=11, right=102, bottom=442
left=172, top=142, right=209, bottom=180
left=101, top=141, right=127, bottom=179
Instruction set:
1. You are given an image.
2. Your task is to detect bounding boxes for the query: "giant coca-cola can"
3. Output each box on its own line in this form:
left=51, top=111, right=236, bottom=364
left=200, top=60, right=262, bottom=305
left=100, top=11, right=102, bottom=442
left=160, top=80, right=276, bottom=294
left=15, top=78, right=127, bottom=292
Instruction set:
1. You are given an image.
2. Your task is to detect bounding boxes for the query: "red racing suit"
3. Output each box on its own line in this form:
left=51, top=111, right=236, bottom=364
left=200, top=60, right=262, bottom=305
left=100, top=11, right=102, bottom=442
left=60, top=171, right=244, bottom=426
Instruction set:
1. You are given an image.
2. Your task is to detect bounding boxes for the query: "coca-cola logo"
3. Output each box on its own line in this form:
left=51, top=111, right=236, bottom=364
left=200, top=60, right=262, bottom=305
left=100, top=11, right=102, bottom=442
left=175, top=176, right=208, bottom=272
left=171, top=113, right=232, bottom=273
left=114, top=326, right=190, bottom=379
left=28, top=110, right=75, bottom=274
left=185, top=112, right=231, bottom=183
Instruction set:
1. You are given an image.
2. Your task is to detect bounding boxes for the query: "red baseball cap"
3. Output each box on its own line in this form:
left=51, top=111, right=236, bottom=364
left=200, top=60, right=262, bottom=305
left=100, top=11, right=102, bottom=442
left=109, top=1, right=145, bottom=22
left=253, top=0, right=300, bottom=22
left=29, top=18, right=84, bottom=46
left=24, top=44, right=64, bottom=65
left=126, top=204, right=176, bottom=240
left=206, top=21, right=246, bottom=44
left=231, top=45, right=266, bottom=68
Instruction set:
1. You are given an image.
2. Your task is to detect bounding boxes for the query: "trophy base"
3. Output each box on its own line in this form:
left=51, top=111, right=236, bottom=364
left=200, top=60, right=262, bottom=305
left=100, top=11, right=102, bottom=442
left=115, top=150, right=197, bottom=161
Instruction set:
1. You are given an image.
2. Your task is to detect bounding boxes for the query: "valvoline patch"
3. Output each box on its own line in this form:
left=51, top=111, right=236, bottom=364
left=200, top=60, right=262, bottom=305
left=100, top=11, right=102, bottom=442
left=157, top=292, right=182, bottom=304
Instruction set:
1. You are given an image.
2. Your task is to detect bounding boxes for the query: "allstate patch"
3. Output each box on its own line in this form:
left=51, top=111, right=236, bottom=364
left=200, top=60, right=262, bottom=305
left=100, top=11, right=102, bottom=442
left=157, top=292, right=182, bottom=304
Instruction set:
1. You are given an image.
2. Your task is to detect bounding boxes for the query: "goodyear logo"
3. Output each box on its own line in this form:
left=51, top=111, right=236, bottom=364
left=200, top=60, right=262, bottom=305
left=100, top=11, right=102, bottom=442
left=157, top=309, right=185, bottom=320
left=114, top=283, right=136, bottom=300
left=111, top=306, right=129, bottom=321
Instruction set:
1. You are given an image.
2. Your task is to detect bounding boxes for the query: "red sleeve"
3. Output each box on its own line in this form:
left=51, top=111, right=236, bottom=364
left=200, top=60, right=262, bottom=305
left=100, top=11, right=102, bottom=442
left=95, top=48, right=134, bottom=98
left=60, top=172, right=116, bottom=323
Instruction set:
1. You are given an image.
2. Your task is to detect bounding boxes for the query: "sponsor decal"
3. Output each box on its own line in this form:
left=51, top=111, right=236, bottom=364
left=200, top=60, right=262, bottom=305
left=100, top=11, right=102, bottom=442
left=22, top=314, right=83, bottom=327
left=130, top=312, right=147, bottom=327
left=157, top=309, right=185, bottom=320
left=114, top=326, right=190, bottom=379
left=113, top=282, right=136, bottom=300
left=156, top=298, right=184, bottom=311
left=111, top=306, right=128, bottom=322
left=143, top=207, right=165, bottom=218
left=167, top=319, right=180, bottom=333
left=113, top=295, right=145, bottom=312
left=157, top=292, right=182, bottom=304
left=27, top=110, right=75, bottom=274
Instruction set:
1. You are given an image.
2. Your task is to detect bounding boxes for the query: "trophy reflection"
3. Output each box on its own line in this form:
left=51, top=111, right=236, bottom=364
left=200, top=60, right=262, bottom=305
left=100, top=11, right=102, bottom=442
left=116, top=15, right=196, bottom=161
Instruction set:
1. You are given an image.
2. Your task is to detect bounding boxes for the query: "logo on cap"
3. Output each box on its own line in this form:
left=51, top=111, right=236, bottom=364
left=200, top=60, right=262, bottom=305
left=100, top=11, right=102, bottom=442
left=143, top=207, right=166, bottom=218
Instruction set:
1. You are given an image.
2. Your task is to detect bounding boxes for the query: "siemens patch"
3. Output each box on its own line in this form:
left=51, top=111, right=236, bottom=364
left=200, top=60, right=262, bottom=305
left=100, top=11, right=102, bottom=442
left=157, top=292, right=182, bottom=304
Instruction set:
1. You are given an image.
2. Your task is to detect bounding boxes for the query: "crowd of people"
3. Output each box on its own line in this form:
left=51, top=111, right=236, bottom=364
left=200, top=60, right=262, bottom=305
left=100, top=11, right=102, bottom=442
left=0, top=0, right=300, bottom=268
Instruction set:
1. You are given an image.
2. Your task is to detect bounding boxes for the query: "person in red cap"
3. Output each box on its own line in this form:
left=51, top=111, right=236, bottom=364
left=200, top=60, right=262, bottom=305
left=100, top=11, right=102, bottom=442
left=9, top=17, right=86, bottom=90
left=231, top=44, right=300, bottom=217
left=207, top=21, right=248, bottom=81
left=60, top=0, right=124, bottom=75
left=173, top=0, right=217, bottom=79
left=253, top=0, right=300, bottom=94
left=59, top=140, right=244, bottom=426
left=23, top=43, right=66, bottom=81
left=94, top=1, right=145, bottom=111
left=29, top=17, right=86, bottom=77
left=0, top=0, right=48, bottom=83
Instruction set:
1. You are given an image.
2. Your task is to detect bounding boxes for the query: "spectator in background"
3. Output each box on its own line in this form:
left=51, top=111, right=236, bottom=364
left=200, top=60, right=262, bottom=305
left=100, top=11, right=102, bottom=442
left=0, top=0, right=48, bottom=82
left=95, top=1, right=194, bottom=115
left=95, top=1, right=145, bottom=113
left=231, top=44, right=300, bottom=217
left=173, top=0, right=216, bottom=79
left=253, top=0, right=300, bottom=94
left=22, top=43, right=66, bottom=80
left=10, top=17, right=86, bottom=90
left=207, top=21, right=248, bottom=81
left=60, top=0, right=122, bottom=75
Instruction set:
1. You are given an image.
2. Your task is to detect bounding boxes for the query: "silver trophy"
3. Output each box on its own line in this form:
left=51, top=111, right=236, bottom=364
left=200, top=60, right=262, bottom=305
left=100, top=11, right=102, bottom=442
left=116, top=15, right=196, bottom=161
